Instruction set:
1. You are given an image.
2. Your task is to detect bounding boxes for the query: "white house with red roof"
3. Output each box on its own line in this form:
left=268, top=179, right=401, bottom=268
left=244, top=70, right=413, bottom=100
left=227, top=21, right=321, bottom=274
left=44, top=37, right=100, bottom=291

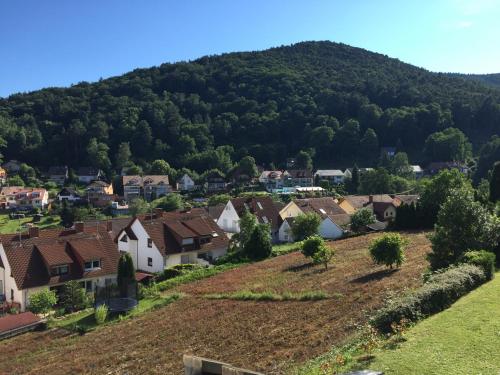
left=116, top=209, right=229, bottom=273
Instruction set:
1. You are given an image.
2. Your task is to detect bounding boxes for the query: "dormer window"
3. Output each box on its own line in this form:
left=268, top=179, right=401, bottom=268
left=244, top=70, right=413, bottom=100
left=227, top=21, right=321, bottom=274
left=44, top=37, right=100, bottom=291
left=84, top=259, right=101, bottom=270
left=120, top=234, right=128, bottom=242
left=51, top=265, right=69, bottom=276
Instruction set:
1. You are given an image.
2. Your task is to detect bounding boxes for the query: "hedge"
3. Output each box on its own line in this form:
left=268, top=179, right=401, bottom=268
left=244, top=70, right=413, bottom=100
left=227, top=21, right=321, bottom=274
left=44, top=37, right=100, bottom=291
left=461, top=250, right=496, bottom=280
left=371, top=264, right=487, bottom=332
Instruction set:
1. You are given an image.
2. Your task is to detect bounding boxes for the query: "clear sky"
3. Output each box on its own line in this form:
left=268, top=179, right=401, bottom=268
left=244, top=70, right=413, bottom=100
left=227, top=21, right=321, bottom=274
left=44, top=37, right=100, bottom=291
left=1, top=0, right=500, bottom=97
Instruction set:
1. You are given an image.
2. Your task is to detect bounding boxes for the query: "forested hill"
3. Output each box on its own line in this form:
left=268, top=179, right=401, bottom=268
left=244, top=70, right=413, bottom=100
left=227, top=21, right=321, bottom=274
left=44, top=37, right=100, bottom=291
left=0, top=41, right=499, bottom=177
left=460, top=73, right=500, bottom=89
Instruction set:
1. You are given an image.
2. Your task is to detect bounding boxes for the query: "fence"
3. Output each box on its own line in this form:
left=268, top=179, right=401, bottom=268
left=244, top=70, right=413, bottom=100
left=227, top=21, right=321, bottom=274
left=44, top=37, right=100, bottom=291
left=183, top=355, right=265, bottom=375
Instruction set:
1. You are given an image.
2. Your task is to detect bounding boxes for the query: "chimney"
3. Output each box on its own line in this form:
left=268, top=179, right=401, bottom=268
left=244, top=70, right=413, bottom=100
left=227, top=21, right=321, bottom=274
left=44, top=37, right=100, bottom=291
left=106, top=220, right=113, bottom=232
left=29, top=226, right=39, bottom=238
left=154, top=208, right=163, bottom=218
left=368, top=195, right=373, bottom=204
left=74, top=222, right=84, bottom=233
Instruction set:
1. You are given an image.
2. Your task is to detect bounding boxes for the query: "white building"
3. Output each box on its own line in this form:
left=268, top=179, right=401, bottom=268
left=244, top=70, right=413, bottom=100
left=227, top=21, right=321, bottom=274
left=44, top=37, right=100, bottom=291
left=116, top=210, right=229, bottom=273
left=177, top=174, right=196, bottom=191
left=314, top=170, right=345, bottom=184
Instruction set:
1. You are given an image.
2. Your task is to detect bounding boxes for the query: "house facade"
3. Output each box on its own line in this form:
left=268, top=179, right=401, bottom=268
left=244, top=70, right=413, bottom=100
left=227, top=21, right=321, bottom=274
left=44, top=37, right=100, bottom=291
left=0, top=223, right=119, bottom=312
left=314, top=170, right=345, bottom=184
left=284, top=170, right=314, bottom=187
left=0, top=167, right=7, bottom=185
left=258, top=171, right=285, bottom=191
left=0, top=187, right=49, bottom=210
left=76, top=167, right=103, bottom=184
left=278, top=197, right=350, bottom=242
left=122, top=175, right=171, bottom=201
left=426, top=162, right=469, bottom=176
left=205, top=172, right=227, bottom=193
left=57, top=187, right=82, bottom=202
left=177, top=174, right=196, bottom=191
left=47, top=166, right=68, bottom=186
left=217, top=196, right=281, bottom=242
left=86, top=181, right=114, bottom=207
left=116, top=210, right=229, bottom=273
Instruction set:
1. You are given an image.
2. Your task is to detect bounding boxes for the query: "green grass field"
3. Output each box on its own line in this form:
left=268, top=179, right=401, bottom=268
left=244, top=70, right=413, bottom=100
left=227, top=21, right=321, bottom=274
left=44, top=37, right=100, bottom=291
left=0, top=213, right=61, bottom=234
left=370, top=273, right=500, bottom=374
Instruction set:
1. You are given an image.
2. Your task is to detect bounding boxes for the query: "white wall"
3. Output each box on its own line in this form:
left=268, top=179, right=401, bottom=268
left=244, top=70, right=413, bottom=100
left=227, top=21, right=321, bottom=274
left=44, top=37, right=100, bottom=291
left=0, top=244, right=23, bottom=309
left=319, top=218, right=344, bottom=239
left=278, top=221, right=293, bottom=243
left=217, top=201, right=240, bottom=233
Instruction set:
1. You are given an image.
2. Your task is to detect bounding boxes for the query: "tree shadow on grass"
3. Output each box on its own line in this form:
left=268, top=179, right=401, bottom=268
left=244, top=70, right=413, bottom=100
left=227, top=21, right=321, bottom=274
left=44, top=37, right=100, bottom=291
left=351, top=268, right=399, bottom=283
left=283, top=262, right=315, bottom=273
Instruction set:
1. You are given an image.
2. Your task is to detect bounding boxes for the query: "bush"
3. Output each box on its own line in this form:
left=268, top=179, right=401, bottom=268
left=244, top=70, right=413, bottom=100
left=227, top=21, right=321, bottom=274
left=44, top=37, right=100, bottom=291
left=369, top=233, right=407, bottom=269
left=28, top=289, right=57, bottom=315
left=350, top=208, right=376, bottom=232
left=94, top=304, right=108, bottom=325
left=60, top=281, right=90, bottom=312
left=461, top=250, right=496, bottom=280
left=243, top=224, right=272, bottom=260
left=371, top=264, right=487, bottom=332
left=291, top=212, right=321, bottom=241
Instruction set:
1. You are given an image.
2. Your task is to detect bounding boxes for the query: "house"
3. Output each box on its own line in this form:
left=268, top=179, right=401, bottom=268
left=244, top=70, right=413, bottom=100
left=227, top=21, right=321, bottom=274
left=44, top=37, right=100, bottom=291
left=205, top=171, right=227, bottom=193
left=57, top=187, right=82, bottom=202
left=110, top=201, right=129, bottom=216
left=258, top=171, right=285, bottom=191
left=336, top=198, right=356, bottom=215
left=47, top=166, right=68, bottom=185
left=0, top=167, right=7, bottom=185
left=343, top=194, right=394, bottom=210
left=365, top=200, right=400, bottom=222
left=344, top=194, right=406, bottom=222
left=343, top=167, right=374, bottom=179
left=217, top=196, right=281, bottom=242
left=177, top=174, right=196, bottom=192
left=314, top=170, right=345, bottom=185
left=116, top=210, right=229, bottom=272
left=0, top=187, right=49, bottom=210
left=284, top=170, right=314, bottom=187
left=0, top=222, right=119, bottom=312
left=426, top=162, right=469, bottom=176
left=2, top=160, right=22, bottom=174
left=278, top=197, right=350, bottom=242
left=76, top=167, right=103, bottom=184
left=411, top=165, right=424, bottom=179
left=86, top=181, right=114, bottom=207
left=122, top=175, right=171, bottom=201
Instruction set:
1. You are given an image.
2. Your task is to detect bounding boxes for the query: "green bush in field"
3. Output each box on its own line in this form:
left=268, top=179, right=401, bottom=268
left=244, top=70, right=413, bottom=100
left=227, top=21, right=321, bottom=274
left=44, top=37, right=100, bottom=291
left=94, top=304, right=108, bottom=325
left=28, top=289, right=57, bottom=315
left=369, top=233, right=407, bottom=269
left=371, top=264, right=487, bottom=332
left=462, top=250, right=496, bottom=280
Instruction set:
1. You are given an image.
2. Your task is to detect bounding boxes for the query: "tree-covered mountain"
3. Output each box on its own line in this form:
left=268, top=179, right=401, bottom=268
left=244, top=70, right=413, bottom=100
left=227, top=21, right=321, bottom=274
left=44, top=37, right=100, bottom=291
left=458, top=73, right=500, bottom=89
left=0, top=41, right=499, bottom=178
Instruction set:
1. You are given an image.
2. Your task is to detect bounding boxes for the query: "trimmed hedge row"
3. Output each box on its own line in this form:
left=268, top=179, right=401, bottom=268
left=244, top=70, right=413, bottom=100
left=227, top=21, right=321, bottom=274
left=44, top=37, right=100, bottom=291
left=371, top=264, right=487, bottom=332
left=462, top=250, right=496, bottom=280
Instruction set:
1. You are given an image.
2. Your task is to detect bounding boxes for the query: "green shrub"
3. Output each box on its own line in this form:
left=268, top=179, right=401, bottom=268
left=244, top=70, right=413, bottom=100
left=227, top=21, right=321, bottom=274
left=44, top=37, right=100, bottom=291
left=94, top=304, right=108, bottom=325
left=157, top=268, right=181, bottom=281
left=28, top=289, right=57, bottom=315
left=461, top=250, right=496, bottom=280
left=371, top=264, right=487, bottom=332
left=369, top=233, right=407, bottom=269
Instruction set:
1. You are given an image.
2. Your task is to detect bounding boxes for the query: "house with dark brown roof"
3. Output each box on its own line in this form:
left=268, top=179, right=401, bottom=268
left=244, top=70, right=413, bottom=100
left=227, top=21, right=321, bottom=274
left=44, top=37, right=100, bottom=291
left=116, top=210, right=229, bottom=272
left=284, top=170, right=314, bottom=187
left=278, top=197, right=350, bottom=242
left=216, top=196, right=281, bottom=242
left=76, top=167, right=103, bottom=184
left=343, top=194, right=414, bottom=222
left=0, top=222, right=119, bottom=312
left=47, top=166, right=68, bottom=185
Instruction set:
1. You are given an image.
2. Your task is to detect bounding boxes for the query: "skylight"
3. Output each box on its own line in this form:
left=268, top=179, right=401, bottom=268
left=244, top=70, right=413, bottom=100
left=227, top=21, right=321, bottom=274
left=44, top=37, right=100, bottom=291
left=257, top=202, right=263, bottom=210
left=319, top=208, right=326, bottom=214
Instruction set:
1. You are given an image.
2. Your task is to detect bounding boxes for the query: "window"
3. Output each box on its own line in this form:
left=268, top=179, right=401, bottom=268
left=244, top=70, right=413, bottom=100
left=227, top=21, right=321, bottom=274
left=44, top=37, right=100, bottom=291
left=120, top=235, right=128, bottom=242
left=262, top=216, right=269, bottom=224
left=147, top=238, right=153, bottom=248
left=85, top=259, right=101, bottom=271
left=147, top=257, right=153, bottom=267
left=51, top=265, right=69, bottom=276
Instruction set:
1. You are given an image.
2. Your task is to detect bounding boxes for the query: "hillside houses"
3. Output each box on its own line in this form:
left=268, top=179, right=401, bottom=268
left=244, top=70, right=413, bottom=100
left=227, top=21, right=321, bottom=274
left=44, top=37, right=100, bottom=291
left=76, top=167, right=103, bottom=184
left=314, top=170, right=345, bottom=184
left=122, top=175, right=171, bottom=201
left=216, top=196, right=281, bottom=242
left=47, top=166, right=68, bottom=186
left=177, top=174, right=196, bottom=192
left=279, top=197, right=350, bottom=242
left=0, top=222, right=119, bottom=312
left=0, top=187, right=49, bottom=210
left=116, top=210, right=229, bottom=272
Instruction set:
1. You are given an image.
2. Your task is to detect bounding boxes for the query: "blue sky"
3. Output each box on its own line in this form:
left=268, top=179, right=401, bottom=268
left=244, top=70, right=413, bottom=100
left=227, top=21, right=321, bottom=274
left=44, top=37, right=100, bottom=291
left=1, top=0, right=500, bottom=97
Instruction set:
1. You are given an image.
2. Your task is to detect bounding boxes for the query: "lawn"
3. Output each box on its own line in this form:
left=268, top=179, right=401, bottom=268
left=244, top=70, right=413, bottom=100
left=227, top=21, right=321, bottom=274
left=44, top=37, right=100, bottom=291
left=0, top=231, right=431, bottom=375
left=368, top=272, right=500, bottom=374
left=0, top=213, right=61, bottom=234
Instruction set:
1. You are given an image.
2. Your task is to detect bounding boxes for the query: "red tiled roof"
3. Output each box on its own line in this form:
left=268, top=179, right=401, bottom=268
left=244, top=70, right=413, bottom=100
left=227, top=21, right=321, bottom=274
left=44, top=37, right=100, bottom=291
left=0, top=312, right=41, bottom=334
left=230, top=196, right=281, bottom=231
left=0, top=225, right=119, bottom=290
left=135, top=272, right=154, bottom=282
left=295, top=197, right=347, bottom=219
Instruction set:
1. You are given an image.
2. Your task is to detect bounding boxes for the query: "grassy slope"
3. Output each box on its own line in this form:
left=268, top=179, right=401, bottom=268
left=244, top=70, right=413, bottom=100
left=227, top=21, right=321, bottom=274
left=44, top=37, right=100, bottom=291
left=371, top=273, right=500, bottom=374
left=0, top=213, right=61, bottom=234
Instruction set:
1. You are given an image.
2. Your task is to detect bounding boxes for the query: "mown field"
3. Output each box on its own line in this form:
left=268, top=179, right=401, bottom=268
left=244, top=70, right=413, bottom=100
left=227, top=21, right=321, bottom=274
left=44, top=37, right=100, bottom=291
left=0, top=213, right=61, bottom=234
left=0, top=231, right=431, bottom=375
left=369, top=272, right=500, bottom=374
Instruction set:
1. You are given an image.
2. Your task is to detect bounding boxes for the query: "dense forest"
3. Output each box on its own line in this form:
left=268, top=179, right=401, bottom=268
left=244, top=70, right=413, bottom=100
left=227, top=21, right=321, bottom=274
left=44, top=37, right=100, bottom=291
left=0, top=41, right=499, bottom=181
left=459, top=73, right=500, bottom=89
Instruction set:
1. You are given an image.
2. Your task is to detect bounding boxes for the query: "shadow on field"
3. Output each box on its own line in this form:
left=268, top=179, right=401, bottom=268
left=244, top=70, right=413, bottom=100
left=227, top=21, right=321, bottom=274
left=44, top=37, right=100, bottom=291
left=284, top=262, right=315, bottom=272
left=351, top=268, right=399, bottom=283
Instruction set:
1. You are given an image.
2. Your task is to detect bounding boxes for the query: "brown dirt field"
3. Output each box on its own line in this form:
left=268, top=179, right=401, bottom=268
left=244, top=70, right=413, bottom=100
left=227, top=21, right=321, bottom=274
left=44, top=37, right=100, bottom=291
left=0, top=231, right=431, bottom=375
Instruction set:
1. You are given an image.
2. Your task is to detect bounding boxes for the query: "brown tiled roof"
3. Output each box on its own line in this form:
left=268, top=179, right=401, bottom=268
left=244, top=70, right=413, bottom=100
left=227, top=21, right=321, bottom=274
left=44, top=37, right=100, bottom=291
left=206, top=204, right=225, bottom=221
left=0, top=312, right=41, bottom=334
left=69, top=238, right=107, bottom=262
left=287, top=169, right=313, bottom=179
left=127, top=211, right=229, bottom=256
left=344, top=195, right=394, bottom=209
left=122, top=175, right=169, bottom=186
left=295, top=197, right=347, bottom=219
left=393, top=194, right=419, bottom=205
left=328, top=214, right=351, bottom=227
left=0, top=225, right=119, bottom=290
left=230, top=196, right=281, bottom=231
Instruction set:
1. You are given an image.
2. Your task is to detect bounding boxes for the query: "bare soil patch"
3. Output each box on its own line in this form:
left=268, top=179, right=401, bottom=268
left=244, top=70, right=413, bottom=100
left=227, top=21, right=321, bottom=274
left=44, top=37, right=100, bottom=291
left=0, top=231, right=431, bottom=375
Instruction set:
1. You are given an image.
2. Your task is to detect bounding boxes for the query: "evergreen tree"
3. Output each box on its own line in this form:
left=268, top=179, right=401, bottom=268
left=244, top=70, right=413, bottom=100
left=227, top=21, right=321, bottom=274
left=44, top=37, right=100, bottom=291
left=117, top=253, right=136, bottom=297
left=490, top=162, right=500, bottom=202
left=243, top=224, right=272, bottom=260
